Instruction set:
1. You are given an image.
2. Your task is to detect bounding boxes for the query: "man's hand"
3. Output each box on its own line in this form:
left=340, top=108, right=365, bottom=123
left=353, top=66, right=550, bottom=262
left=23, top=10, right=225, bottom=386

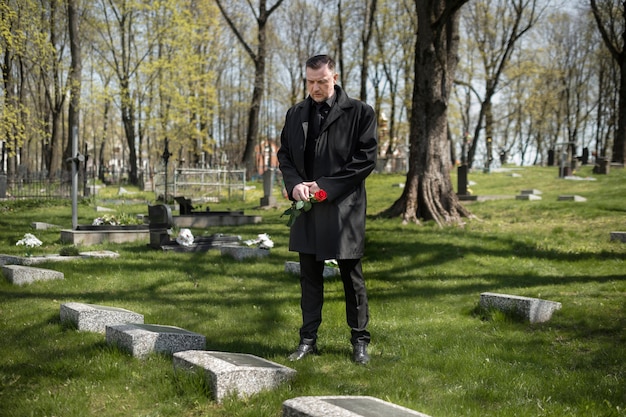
left=292, top=181, right=320, bottom=201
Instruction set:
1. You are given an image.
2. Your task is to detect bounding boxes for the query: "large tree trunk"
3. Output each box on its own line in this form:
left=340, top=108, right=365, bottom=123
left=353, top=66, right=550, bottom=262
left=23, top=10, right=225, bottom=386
left=241, top=53, right=264, bottom=178
left=120, top=78, right=138, bottom=185
left=380, top=0, right=472, bottom=226
left=590, top=0, right=626, bottom=165
left=614, top=49, right=626, bottom=163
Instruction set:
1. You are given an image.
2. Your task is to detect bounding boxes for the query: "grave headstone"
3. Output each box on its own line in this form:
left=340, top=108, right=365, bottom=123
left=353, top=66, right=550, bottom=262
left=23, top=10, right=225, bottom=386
left=173, top=350, right=296, bottom=403
left=175, top=196, right=194, bottom=215
left=557, top=195, right=587, bottom=202
left=480, top=292, right=561, bottom=323
left=148, top=204, right=174, bottom=248
left=0, top=250, right=119, bottom=267
left=283, top=396, right=432, bottom=417
left=31, top=222, right=61, bottom=230
left=2, top=265, right=64, bottom=286
left=610, top=232, right=626, bottom=243
left=520, top=189, right=542, bottom=195
left=220, top=245, right=269, bottom=260
left=260, top=169, right=277, bottom=207
left=60, top=302, right=144, bottom=333
left=515, top=194, right=541, bottom=201
left=106, top=323, right=205, bottom=358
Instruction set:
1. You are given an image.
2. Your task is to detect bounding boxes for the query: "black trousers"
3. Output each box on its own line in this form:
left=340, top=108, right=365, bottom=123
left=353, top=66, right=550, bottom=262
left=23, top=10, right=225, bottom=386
left=298, top=253, right=371, bottom=345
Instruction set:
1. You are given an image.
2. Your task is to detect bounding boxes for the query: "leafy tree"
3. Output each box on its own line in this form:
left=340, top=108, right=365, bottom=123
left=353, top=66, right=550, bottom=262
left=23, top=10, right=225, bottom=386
left=372, top=0, right=414, bottom=158
left=463, top=0, right=541, bottom=170
left=590, top=0, right=626, bottom=165
left=381, top=0, right=473, bottom=226
left=215, top=0, right=286, bottom=178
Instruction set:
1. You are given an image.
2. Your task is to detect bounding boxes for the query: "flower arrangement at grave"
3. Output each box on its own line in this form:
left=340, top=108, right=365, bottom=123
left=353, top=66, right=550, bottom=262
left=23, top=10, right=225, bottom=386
left=282, top=189, right=328, bottom=227
left=244, top=233, right=274, bottom=250
left=91, top=213, right=142, bottom=226
left=16, top=233, right=43, bottom=257
left=175, top=228, right=195, bottom=247
left=92, top=214, right=119, bottom=226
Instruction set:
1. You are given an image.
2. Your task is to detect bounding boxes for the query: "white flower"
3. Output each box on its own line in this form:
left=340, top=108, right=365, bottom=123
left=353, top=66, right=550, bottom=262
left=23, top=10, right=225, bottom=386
left=258, top=233, right=274, bottom=249
left=175, top=228, right=195, bottom=247
left=325, top=259, right=338, bottom=268
left=92, top=214, right=118, bottom=225
left=16, top=233, right=43, bottom=248
left=244, top=233, right=274, bottom=249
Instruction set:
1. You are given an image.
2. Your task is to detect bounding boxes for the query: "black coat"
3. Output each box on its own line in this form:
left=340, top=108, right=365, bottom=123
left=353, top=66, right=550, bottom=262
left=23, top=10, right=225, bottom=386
left=278, top=86, right=378, bottom=261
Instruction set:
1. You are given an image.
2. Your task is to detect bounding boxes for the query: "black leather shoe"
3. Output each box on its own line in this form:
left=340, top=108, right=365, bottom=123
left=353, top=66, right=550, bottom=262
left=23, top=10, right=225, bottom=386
left=352, top=342, right=370, bottom=365
left=288, top=340, right=318, bottom=361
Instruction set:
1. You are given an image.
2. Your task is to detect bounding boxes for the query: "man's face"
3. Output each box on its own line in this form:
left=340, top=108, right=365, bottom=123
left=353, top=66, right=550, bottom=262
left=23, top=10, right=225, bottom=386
left=306, top=64, right=338, bottom=103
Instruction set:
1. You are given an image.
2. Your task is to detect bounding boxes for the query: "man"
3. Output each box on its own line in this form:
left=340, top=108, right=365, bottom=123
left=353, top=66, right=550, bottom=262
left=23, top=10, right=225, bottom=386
left=277, top=55, right=378, bottom=365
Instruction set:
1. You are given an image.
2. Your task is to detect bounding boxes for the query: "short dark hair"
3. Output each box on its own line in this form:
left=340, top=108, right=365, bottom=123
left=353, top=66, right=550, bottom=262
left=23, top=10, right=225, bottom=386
left=306, top=55, right=336, bottom=72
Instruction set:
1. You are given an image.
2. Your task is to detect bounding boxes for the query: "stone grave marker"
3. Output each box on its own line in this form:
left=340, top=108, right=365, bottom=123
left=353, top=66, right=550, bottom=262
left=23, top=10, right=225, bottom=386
left=480, top=292, right=561, bottom=323
left=0, top=250, right=119, bottom=267
left=60, top=302, right=144, bottom=333
left=173, top=350, right=296, bottom=403
left=520, top=189, right=542, bottom=195
left=2, top=265, right=64, bottom=286
left=282, top=395, right=432, bottom=417
left=31, top=222, right=61, bottom=230
left=106, top=323, right=205, bottom=358
left=515, top=194, right=541, bottom=201
left=610, top=232, right=626, bottom=243
left=557, top=195, right=587, bottom=202
left=220, top=245, right=269, bottom=260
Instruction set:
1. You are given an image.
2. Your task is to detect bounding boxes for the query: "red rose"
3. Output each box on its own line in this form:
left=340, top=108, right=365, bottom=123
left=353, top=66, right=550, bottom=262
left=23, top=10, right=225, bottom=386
left=313, top=189, right=327, bottom=202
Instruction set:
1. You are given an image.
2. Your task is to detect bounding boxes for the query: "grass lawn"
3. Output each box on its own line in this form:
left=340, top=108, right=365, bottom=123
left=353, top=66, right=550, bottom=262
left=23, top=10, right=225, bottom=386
left=0, top=165, right=624, bottom=417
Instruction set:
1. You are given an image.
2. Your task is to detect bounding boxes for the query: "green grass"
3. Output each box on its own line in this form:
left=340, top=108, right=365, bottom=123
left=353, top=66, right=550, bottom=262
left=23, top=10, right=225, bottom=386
left=0, top=165, right=624, bottom=417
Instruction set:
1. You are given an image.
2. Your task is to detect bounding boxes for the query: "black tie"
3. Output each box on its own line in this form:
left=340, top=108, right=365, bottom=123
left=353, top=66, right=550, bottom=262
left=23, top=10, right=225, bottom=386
left=305, top=102, right=328, bottom=178
left=309, top=102, right=327, bottom=140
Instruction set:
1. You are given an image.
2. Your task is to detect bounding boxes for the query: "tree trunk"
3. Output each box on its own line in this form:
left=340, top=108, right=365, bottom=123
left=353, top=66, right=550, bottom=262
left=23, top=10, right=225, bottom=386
left=359, top=0, right=377, bottom=102
left=590, top=0, right=625, bottom=165
left=120, top=77, right=138, bottom=185
left=613, top=50, right=626, bottom=163
left=380, top=0, right=472, bottom=226
left=241, top=55, right=264, bottom=178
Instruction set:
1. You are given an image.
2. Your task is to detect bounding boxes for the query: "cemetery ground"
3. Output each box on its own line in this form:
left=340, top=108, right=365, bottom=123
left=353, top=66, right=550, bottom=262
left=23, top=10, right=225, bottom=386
left=0, top=165, right=624, bottom=417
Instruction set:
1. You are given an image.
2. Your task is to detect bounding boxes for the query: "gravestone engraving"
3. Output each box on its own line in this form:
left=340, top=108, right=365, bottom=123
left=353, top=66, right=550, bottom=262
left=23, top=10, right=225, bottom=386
left=173, top=350, right=296, bottom=403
